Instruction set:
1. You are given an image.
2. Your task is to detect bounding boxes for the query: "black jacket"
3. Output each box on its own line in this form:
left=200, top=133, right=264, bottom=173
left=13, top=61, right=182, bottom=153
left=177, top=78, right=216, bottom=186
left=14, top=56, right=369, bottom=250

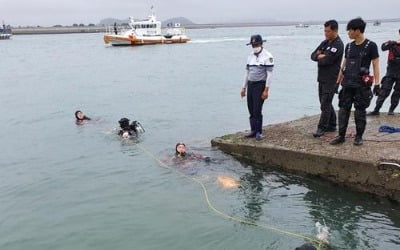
left=311, top=36, right=344, bottom=82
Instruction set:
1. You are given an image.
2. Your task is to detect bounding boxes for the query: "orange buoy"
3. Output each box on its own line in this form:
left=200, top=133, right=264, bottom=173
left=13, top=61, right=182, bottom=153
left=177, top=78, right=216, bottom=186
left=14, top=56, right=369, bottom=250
left=217, top=176, right=239, bottom=188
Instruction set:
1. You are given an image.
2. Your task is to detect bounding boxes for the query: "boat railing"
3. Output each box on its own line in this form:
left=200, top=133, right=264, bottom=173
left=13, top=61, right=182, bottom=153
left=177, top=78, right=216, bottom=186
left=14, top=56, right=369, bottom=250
left=164, top=27, right=186, bottom=36
left=105, top=25, right=130, bottom=35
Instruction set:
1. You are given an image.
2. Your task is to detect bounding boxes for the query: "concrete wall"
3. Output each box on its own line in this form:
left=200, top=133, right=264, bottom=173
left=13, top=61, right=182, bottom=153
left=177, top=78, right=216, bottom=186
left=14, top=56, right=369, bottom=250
left=212, top=139, right=400, bottom=201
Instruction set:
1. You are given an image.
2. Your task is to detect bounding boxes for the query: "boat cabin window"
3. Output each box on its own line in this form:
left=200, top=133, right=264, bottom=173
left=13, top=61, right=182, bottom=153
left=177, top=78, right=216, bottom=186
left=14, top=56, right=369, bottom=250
left=133, top=24, right=157, bottom=29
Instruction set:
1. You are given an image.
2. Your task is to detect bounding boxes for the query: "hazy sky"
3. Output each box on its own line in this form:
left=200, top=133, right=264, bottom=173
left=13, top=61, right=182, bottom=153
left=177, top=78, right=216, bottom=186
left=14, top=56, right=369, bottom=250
left=2, top=0, right=400, bottom=26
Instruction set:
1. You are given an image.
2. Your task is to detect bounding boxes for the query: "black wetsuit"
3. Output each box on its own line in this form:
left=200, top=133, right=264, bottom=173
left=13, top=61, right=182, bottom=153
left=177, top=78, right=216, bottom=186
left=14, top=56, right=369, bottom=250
left=338, top=39, right=379, bottom=138
left=372, top=41, right=400, bottom=112
left=311, top=36, right=344, bottom=131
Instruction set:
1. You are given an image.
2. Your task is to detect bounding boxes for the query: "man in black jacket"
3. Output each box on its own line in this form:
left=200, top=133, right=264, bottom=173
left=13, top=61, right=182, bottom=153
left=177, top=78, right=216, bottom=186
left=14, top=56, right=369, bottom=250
left=368, top=29, right=400, bottom=115
left=311, top=20, right=344, bottom=137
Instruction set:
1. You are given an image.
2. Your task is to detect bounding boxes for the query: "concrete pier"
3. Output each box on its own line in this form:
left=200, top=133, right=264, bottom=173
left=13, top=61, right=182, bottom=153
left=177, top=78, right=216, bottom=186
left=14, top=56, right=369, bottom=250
left=211, top=114, right=400, bottom=201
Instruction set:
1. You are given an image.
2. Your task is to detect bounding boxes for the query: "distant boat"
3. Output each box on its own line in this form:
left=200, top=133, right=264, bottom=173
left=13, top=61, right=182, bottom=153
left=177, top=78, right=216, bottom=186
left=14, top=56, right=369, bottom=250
left=0, top=21, right=12, bottom=40
left=103, top=8, right=190, bottom=46
left=295, top=23, right=309, bottom=28
left=373, top=20, right=381, bottom=26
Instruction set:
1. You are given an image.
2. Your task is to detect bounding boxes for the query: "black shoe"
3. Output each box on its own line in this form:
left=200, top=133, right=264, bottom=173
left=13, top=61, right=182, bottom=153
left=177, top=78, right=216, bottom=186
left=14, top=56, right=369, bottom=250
left=367, top=111, right=380, bottom=116
left=388, top=110, right=395, bottom=115
left=353, top=136, right=363, bottom=146
left=245, top=131, right=256, bottom=138
left=313, top=128, right=325, bottom=137
left=325, top=127, right=337, bottom=132
left=330, top=135, right=345, bottom=145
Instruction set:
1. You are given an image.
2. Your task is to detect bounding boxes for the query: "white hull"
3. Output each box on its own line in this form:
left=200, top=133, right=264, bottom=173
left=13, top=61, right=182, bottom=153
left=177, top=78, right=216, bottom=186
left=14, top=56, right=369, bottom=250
left=104, top=34, right=190, bottom=46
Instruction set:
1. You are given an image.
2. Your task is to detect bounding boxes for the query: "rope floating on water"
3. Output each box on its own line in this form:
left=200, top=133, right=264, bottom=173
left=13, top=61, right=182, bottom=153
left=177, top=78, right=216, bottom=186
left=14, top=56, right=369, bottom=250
left=135, top=144, right=325, bottom=248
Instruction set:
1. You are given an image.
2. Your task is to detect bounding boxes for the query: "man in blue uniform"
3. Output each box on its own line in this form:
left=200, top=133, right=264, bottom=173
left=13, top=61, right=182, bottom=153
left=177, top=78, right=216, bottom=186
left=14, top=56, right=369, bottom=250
left=330, top=18, right=380, bottom=146
left=240, top=34, right=274, bottom=141
left=368, top=29, right=400, bottom=115
left=311, top=20, right=344, bottom=137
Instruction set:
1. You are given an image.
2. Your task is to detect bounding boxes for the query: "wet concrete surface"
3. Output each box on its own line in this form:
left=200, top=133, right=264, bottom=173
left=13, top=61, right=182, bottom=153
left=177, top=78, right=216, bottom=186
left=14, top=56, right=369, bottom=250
left=211, top=113, right=400, bottom=201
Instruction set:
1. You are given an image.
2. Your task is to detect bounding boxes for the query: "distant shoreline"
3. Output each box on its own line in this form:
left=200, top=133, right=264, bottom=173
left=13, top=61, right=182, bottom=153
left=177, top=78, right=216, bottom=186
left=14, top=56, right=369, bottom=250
left=12, top=23, right=302, bottom=35
left=11, top=18, right=400, bottom=35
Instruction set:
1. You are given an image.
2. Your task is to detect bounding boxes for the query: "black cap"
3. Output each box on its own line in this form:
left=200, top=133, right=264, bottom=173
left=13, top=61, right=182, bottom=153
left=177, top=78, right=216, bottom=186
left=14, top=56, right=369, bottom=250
left=246, top=34, right=266, bottom=46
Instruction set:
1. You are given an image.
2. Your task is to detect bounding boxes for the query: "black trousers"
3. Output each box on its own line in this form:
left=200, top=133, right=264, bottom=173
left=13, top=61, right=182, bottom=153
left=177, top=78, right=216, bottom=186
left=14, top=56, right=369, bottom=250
left=317, top=81, right=337, bottom=130
left=247, top=81, right=266, bottom=134
left=338, top=86, right=373, bottom=137
left=373, top=76, right=400, bottom=112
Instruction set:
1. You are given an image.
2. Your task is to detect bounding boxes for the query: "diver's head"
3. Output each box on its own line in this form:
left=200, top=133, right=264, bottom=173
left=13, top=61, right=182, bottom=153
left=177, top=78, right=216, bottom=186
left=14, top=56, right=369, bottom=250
left=75, top=110, right=84, bottom=120
left=119, top=118, right=130, bottom=130
left=175, top=142, right=186, bottom=157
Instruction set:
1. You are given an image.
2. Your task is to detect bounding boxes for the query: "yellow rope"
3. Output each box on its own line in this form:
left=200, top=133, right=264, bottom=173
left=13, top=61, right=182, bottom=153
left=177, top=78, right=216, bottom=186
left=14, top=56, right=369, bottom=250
left=136, top=144, right=325, bottom=248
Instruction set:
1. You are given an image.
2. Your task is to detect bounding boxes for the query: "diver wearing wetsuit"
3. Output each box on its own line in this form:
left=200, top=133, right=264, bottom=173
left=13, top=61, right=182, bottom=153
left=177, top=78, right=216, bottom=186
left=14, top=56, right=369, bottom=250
left=175, top=142, right=210, bottom=162
left=118, top=117, right=145, bottom=138
left=330, top=18, right=379, bottom=146
left=369, top=29, right=400, bottom=115
left=75, top=110, right=91, bottom=124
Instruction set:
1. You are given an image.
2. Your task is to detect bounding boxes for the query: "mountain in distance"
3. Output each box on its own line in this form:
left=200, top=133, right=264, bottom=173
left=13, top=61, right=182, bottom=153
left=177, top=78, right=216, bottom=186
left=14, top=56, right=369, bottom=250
left=98, top=17, right=195, bottom=26
left=162, top=17, right=195, bottom=26
left=98, top=18, right=129, bottom=26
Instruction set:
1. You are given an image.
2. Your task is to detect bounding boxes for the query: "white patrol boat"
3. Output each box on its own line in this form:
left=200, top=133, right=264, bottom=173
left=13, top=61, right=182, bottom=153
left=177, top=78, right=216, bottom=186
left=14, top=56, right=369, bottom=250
left=103, top=11, right=190, bottom=46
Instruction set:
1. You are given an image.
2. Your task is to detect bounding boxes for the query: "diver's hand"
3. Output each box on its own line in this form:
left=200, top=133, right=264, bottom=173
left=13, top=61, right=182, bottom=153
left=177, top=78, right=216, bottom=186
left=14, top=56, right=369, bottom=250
left=261, top=89, right=269, bottom=100
left=240, top=88, right=246, bottom=98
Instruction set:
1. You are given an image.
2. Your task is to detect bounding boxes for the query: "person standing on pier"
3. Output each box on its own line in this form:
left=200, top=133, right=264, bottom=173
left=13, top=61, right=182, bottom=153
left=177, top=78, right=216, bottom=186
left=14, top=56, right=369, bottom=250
left=240, top=34, right=274, bottom=141
left=311, top=20, right=344, bottom=137
left=113, top=22, right=118, bottom=35
left=368, top=29, right=400, bottom=116
left=330, top=17, right=380, bottom=146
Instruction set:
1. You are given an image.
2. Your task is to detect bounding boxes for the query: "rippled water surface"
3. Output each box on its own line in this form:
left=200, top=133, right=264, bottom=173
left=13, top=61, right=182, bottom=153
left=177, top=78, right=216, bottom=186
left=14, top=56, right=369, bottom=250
left=1, top=23, right=399, bottom=250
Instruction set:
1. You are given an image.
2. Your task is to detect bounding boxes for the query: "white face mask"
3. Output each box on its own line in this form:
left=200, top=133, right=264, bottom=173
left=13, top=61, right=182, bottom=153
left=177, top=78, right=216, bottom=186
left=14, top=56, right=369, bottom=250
left=252, top=47, right=262, bottom=54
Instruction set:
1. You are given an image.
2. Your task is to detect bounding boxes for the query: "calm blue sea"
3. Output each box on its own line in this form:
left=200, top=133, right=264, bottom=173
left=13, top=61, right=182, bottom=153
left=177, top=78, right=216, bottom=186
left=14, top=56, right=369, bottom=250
left=0, top=23, right=399, bottom=250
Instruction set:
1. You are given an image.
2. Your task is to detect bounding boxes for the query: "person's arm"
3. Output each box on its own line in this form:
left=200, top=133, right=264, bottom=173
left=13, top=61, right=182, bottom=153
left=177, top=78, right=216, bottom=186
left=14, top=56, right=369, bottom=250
left=241, top=70, right=249, bottom=98
left=370, top=42, right=380, bottom=85
left=336, top=59, right=346, bottom=84
left=381, top=41, right=396, bottom=51
left=318, top=42, right=344, bottom=66
left=311, top=48, right=322, bottom=61
left=372, top=57, right=380, bottom=85
left=311, top=42, right=323, bottom=61
left=261, top=67, right=273, bottom=100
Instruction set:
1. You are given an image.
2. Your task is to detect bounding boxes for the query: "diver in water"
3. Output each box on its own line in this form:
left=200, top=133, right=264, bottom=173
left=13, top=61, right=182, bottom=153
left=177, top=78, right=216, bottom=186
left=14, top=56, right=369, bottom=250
left=174, top=142, right=239, bottom=188
left=174, top=142, right=210, bottom=162
left=118, top=117, right=145, bottom=138
left=295, top=243, right=317, bottom=250
left=75, top=110, right=91, bottom=124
